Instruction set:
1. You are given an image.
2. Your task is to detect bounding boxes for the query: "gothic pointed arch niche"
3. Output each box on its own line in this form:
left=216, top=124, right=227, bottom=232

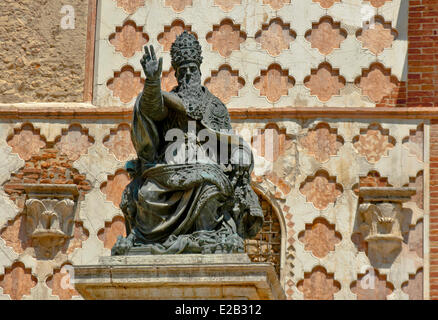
left=246, top=187, right=287, bottom=284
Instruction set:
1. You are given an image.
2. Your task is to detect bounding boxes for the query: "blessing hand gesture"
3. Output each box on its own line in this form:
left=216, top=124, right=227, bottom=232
left=140, top=45, right=163, bottom=81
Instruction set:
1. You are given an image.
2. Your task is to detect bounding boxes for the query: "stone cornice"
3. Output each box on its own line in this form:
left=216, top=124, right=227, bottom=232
left=229, top=107, right=437, bottom=120
left=0, top=103, right=436, bottom=120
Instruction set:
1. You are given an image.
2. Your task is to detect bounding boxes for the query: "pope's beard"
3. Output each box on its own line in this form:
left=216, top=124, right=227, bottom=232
left=175, top=71, right=205, bottom=117
left=177, top=71, right=203, bottom=97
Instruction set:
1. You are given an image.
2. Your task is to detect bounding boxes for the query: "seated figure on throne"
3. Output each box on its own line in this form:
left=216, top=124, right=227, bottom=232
left=112, top=31, right=263, bottom=255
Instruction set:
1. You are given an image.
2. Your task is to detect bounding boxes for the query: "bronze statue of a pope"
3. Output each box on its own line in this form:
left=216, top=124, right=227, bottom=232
left=112, top=31, right=263, bottom=255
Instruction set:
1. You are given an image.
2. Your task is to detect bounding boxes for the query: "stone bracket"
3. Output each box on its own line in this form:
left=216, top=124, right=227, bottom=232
left=22, top=184, right=78, bottom=258
left=357, top=186, right=416, bottom=266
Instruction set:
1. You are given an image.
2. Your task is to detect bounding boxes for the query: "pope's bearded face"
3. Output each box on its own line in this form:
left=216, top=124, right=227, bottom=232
left=176, top=62, right=201, bottom=89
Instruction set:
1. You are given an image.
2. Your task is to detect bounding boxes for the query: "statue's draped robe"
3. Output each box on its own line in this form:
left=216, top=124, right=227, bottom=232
left=120, top=86, right=263, bottom=254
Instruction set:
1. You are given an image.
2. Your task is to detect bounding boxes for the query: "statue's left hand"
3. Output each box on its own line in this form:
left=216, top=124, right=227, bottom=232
left=140, top=45, right=163, bottom=81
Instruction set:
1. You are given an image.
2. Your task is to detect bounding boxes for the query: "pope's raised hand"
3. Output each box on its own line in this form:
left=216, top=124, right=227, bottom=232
left=140, top=45, right=163, bottom=81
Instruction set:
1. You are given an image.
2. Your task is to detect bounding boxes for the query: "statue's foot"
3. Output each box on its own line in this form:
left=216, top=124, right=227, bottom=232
left=111, top=235, right=134, bottom=256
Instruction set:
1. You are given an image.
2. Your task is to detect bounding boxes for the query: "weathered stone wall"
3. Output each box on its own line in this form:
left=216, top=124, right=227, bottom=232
left=0, top=0, right=89, bottom=103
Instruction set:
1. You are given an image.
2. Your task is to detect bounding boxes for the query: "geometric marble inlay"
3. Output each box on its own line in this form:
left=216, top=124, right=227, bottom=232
left=299, top=170, right=343, bottom=210
left=284, top=206, right=295, bottom=300
left=103, top=124, right=136, bottom=162
left=0, top=214, right=31, bottom=255
left=64, top=222, right=90, bottom=256
left=55, top=124, right=94, bottom=162
left=402, top=123, right=424, bottom=162
left=351, top=231, right=368, bottom=253
left=115, top=0, right=145, bottom=14
left=165, top=0, right=192, bottom=12
left=100, top=169, right=132, bottom=208
left=262, top=0, right=291, bottom=10
left=399, top=171, right=423, bottom=224
left=109, top=21, right=149, bottom=58
left=364, top=0, right=391, bottom=8
left=206, top=19, right=246, bottom=57
left=353, top=123, right=396, bottom=163
left=253, top=64, right=295, bottom=103
left=97, top=216, right=127, bottom=250
left=255, top=18, right=296, bottom=56
left=298, top=217, right=342, bottom=258
left=350, top=268, right=394, bottom=300
left=355, top=171, right=392, bottom=193
left=158, top=20, right=194, bottom=52
left=7, top=123, right=46, bottom=161
left=312, top=0, right=341, bottom=9
left=355, top=63, right=398, bottom=103
left=204, top=65, right=245, bottom=103
left=406, top=171, right=424, bottom=210
left=304, top=62, right=345, bottom=102
left=46, top=263, right=80, bottom=300
left=107, top=65, right=145, bottom=104
left=0, top=262, right=37, bottom=300
left=297, top=266, right=341, bottom=300
left=402, top=268, right=423, bottom=300
left=253, top=171, right=292, bottom=196
left=299, top=122, right=344, bottom=163
left=251, top=123, right=294, bottom=163
left=356, top=16, right=397, bottom=55
left=305, top=16, right=346, bottom=55
left=407, top=219, right=423, bottom=259
left=214, top=0, right=241, bottom=12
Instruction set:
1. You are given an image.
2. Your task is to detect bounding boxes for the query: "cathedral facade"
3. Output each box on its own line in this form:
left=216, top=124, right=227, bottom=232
left=0, top=0, right=436, bottom=300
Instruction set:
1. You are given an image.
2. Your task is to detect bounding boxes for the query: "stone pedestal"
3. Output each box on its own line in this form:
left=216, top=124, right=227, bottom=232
left=73, top=253, right=286, bottom=300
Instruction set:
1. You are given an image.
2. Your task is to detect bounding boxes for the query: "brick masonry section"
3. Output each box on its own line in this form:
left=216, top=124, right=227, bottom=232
left=408, top=0, right=438, bottom=108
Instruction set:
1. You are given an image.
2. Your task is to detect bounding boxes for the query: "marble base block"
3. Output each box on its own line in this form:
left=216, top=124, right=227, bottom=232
left=73, top=253, right=286, bottom=300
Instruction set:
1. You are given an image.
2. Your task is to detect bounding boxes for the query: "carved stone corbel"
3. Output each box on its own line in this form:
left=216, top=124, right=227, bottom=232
left=22, top=184, right=78, bottom=259
left=357, top=187, right=416, bottom=266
